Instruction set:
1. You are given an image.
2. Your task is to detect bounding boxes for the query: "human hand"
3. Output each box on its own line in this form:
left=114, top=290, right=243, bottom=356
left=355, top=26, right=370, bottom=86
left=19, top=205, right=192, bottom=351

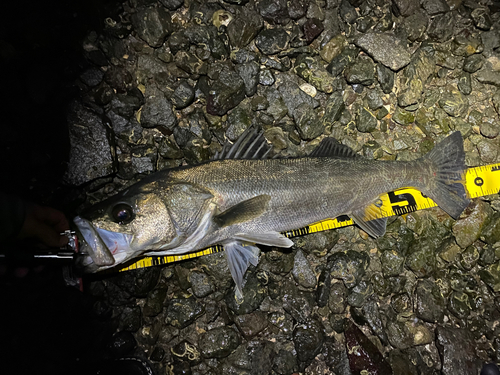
left=18, top=204, right=70, bottom=248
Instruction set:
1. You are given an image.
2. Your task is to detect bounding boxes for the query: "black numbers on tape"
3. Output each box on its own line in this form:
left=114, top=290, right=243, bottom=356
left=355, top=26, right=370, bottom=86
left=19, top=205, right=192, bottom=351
left=337, top=215, right=351, bottom=222
left=388, top=191, right=417, bottom=210
left=475, top=177, right=484, bottom=186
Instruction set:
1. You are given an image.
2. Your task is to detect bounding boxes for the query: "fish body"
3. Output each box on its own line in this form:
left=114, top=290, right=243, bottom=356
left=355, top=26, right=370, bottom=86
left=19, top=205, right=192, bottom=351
left=74, top=129, right=470, bottom=297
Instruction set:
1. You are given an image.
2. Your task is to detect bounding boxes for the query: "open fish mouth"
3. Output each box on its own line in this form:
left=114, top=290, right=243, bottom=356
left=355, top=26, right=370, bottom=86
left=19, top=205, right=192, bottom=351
left=73, top=216, right=134, bottom=269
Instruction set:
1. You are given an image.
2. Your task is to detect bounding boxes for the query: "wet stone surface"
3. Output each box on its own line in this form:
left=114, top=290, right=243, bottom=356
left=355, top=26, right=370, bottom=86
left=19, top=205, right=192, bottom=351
left=26, top=0, right=500, bottom=374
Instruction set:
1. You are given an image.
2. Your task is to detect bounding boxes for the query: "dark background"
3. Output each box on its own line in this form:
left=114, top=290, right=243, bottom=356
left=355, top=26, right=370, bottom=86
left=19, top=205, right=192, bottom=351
left=0, top=1, right=124, bottom=374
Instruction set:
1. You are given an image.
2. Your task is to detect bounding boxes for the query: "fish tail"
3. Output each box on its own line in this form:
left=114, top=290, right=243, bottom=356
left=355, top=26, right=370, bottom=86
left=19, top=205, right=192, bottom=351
left=421, top=131, right=470, bottom=219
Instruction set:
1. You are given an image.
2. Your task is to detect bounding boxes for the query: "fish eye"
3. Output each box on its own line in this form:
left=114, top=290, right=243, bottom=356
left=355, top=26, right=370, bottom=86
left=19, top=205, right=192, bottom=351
left=111, top=203, right=134, bottom=224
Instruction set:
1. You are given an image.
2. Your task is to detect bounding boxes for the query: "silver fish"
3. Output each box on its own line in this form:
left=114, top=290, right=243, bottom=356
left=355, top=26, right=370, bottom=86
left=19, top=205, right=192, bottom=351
left=74, top=128, right=470, bottom=297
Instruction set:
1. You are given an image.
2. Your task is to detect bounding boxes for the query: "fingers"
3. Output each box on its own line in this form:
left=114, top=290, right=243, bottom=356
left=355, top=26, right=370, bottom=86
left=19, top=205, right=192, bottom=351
left=19, top=204, right=70, bottom=248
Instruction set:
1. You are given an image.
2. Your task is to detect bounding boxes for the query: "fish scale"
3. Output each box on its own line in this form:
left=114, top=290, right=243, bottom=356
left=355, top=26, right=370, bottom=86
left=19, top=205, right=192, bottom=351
left=73, top=130, right=470, bottom=297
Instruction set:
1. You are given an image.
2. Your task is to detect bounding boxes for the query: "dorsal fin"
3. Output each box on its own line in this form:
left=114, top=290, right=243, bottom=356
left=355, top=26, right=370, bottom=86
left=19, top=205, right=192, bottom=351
left=213, top=126, right=272, bottom=160
left=309, top=138, right=358, bottom=158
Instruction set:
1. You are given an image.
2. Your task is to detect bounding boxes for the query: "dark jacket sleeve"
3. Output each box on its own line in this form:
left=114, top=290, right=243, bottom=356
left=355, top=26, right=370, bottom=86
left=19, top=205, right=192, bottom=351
left=0, top=193, right=26, bottom=242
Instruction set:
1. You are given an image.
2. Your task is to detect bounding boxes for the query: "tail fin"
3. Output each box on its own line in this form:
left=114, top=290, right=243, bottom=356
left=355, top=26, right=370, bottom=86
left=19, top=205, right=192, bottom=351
left=422, top=132, right=470, bottom=219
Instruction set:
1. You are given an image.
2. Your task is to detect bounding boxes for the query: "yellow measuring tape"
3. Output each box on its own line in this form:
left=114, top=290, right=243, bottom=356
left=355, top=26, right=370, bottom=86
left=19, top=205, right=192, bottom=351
left=119, top=162, right=500, bottom=272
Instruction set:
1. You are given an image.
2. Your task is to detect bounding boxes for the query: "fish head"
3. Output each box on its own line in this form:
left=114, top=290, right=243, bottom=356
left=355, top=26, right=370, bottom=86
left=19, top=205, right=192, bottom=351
left=74, top=180, right=213, bottom=273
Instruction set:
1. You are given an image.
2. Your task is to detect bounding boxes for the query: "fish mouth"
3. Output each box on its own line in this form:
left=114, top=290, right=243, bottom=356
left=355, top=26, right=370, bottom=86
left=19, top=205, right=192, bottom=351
left=73, top=216, right=134, bottom=270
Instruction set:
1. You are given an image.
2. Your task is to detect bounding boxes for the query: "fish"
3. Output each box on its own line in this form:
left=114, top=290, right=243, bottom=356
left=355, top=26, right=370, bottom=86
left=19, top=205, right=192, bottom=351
left=74, top=128, right=470, bottom=297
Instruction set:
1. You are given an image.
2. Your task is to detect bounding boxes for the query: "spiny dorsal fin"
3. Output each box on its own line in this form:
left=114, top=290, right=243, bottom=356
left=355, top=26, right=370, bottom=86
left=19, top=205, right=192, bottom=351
left=213, top=126, right=272, bottom=160
left=310, top=138, right=358, bottom=158
left=214, top=195, right=271, bottom=227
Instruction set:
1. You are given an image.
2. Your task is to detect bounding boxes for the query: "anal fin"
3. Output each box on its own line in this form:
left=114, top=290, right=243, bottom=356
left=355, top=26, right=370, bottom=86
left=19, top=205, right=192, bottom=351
left=351, top=210, right=388, bottom=238
left=224, top=241, right=260, bottom=300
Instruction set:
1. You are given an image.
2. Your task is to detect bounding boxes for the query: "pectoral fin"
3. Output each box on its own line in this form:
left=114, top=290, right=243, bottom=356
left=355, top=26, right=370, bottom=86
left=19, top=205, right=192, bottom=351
left=224, top=241, right=260, bottom=300
left=214, top=195, right=271, bottom=227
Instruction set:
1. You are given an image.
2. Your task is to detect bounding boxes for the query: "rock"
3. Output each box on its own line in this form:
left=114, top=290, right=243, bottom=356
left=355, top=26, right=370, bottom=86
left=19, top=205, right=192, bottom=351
left=303, top=18, right=324, bottom=44
left=415, top=279, right=446, bottom=323
left=380, top=249, right=405, bottom=277
left=199, top=326, right=241, bottom=359
left=293, top=102, right=323, bottom=140
left=234, top=311, right=268, bottom=339
left=453, top=200, right=493, bottom=248
left=436, top=327, right=482, bottom=375
left=345, top=55, right=375, bottom=85
left=189, top=271, right=214, bottom=298
left=327, top=250, right=369, bottom=288
left=80, top=67, right=104, bottom=87
left=165, top=297, right=204, bottom=329
left=354, top=32, right=411, bottom=71
left=322, top=91, right=345, bottom=129
left=327, top=47, right=358, bottom=77
left=118, top=305, right=142, bottom=332
left=401, top=11, right=429, bottom=42
left=477, top=139, right=500, bottom=163
left=392, top=107, right=415, bottom=126
left=338, top=0, right=358, bottom=24
left=480, top=122, right=499, bottom=139
left=131, top=5, right=172, bottom=48
left=471, top=7, right=492, bottom=31
left=170, top=80, right=194, bottom=109
left=227, top=8, right=263, bottom=48
left=463, top=54, right=484, bottom=73
left=345, top=321, right=392, bottom=373
left=259, top=69, right=275, bottom=86
left=479, top=261, right=500, bottom=292
left=64, top=101, right=115, bottom=185
left=376, top=63, right=394, bottom=94
left=428, top=12, right=456, bottom=43
left=458, top=72, right=472, bottom=95
left=225, top=271, right=267, bottom=315
left=320, top=34, right=347, bottom=63
left=257, top=0, right=289, bottom=25
left=474, top=56, right=500, bottom=86
left=356, top=107, right=378, bottom=133
left=143, top=286, right=167, bottom=317
left=292, top=250, right=317, bottom=288
left=255, top=28, right=289, bottom=55
left=294, top=54, right=335, bottom=93
left=175, top=50, right=207, bottom=76
left=421, top=0, right=449, bottom=15
left=293, top=319, right=324, bottom=363
left=235, top=61, right=260, bottom=97
left=439, top=89, right=468, bottom=117
left=347, top=280, right=373, bottom=307
left=281, top=281, right=314, bottom=323
left=206, top=66, right=246, bottom=116
left=273, top=348, right=298, bottom=375
left=392, top=0, right=419, bottom=16
left=278, top=76, right=319, bottom=118
left=141, top=83, right=177, bottom=129
left=159, top=0, right=183, bottom=10
left=221, top=340, right=275, bottom=375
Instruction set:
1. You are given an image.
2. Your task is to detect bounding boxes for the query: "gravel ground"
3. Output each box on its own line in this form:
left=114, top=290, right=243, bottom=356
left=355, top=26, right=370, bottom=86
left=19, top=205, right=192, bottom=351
left=2, top=0, right=500, bottom=374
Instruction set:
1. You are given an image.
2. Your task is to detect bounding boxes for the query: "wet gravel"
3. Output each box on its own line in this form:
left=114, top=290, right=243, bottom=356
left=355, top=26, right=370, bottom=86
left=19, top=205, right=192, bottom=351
left=3, top=0, right=500, bottom=374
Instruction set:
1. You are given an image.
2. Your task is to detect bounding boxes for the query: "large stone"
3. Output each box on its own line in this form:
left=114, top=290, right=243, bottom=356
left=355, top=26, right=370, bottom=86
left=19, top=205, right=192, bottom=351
left=64, top=101, right=115, bottom=185
left=436, top=327, right=482, bottom=375
left=206, top=67, right=246, bottom=116
left=354, top=32, right=411, bottom=71
left=131, top=5, right=172, bottom=48
left=453, top=200, right=493, bottom=248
